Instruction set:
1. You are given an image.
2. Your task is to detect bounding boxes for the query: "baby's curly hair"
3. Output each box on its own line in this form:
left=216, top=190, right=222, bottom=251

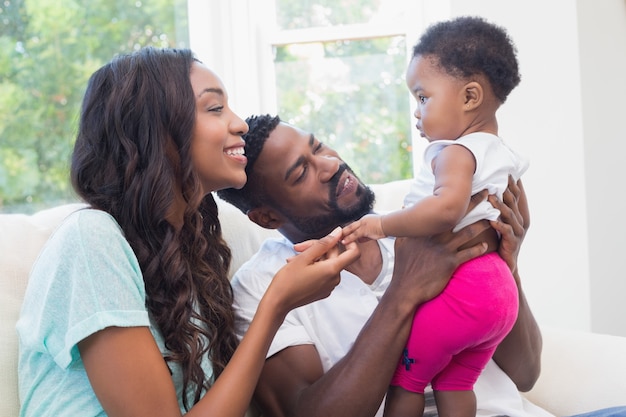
left=217, top=114, right=281, bottom=214
left=413, top=16, right=520, bottom=103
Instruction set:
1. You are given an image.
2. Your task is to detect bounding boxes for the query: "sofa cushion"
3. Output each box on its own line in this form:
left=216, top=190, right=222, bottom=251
left=215, top=195, right=281, bottom=279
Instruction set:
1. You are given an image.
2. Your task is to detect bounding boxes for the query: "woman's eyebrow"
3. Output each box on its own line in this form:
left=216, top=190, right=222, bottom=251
left=197, top=87, right=224, bottom=98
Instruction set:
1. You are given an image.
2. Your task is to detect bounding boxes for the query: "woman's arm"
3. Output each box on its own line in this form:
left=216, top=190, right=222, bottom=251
left=79, top=228, right=359, bottom=417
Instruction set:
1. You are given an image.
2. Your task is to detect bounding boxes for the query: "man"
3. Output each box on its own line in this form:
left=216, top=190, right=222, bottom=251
left=217, top=114, right=544, bottom=417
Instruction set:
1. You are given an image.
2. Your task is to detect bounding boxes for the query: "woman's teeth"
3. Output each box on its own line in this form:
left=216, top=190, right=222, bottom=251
left=225, top=147, right=244, bottom=156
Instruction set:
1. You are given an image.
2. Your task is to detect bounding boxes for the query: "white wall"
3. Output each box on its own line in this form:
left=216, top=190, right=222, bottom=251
left=432, top=0, right=626, bottom=336
left=577, top=0, right=626, bottom=336
left=187, top=0, right=266, bottom=118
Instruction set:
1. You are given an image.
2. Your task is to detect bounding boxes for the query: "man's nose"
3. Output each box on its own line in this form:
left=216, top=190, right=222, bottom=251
left=317, top=155, right=340, bottom=182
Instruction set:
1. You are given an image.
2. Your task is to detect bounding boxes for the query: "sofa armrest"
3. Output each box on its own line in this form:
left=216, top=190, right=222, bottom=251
left=524, top=326, right=626, bottom=416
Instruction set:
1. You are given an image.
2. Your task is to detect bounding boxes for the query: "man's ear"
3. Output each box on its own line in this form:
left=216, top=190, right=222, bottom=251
left=247, top=206, right=284, bottom=230
left=463, top=81, right=484, bottom=111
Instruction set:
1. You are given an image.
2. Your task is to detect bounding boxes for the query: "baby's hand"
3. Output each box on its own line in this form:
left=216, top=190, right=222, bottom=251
left=341, top=214, right=386, bottom=245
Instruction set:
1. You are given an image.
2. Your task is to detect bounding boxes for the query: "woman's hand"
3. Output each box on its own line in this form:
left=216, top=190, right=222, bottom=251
left=267, top=227, right=360, bottom=315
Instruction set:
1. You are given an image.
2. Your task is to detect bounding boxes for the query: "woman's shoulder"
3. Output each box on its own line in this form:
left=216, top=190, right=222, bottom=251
left=64, top=206, right=118, bottom=225
left=28, top=207, right=143, bottom=305
left=58, top=208, right=123, bottom=239
left=40, top=208, right=132, bottom=264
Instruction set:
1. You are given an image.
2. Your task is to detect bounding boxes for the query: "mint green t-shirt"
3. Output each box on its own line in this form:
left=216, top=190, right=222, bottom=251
left=16, top=209, right=212, bottom=416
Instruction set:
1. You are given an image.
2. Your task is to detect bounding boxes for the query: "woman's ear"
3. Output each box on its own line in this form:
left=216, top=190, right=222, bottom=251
left=248, top=206, right=283, bottom=230
left=463, top=81, right=484, bottom=111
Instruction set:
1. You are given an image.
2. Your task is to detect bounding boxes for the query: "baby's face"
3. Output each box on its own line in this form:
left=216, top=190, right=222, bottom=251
left=406, top=55, right=469, bottom=142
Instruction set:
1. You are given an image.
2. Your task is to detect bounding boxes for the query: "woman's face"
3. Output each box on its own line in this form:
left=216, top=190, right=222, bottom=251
left=189, top=62, right=248, bottom=194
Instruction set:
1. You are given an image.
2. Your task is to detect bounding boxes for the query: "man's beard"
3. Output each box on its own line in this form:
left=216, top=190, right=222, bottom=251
left=284, top=164, right=375, bottom=239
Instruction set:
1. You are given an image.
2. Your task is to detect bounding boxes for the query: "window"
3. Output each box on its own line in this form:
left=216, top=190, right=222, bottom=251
left=0, top=0, right=189, bottom=213
left=266, top=0, right=422, bottom=184
left=190, top=0, right=425, bottom=185
left=1, top=0, right=426, bottom=212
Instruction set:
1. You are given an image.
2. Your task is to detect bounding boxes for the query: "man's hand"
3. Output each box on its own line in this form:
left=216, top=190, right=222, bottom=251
left=392, top=219, right=490, bottom=305
left=489, top=176, right=541, bottom=392
left=489, top=176, right=529, bottom=276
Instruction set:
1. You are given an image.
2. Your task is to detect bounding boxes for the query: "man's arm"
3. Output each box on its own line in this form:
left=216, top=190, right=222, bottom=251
left=253, top=224, right=491, bottom=417
left=489, top=178, right=542, bottom=391
left=492, top=274, right=542, bottom=392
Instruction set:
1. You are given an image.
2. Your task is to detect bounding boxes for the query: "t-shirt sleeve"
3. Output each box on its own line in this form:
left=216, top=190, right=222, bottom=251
left=17, top=209, right=150, bottom=369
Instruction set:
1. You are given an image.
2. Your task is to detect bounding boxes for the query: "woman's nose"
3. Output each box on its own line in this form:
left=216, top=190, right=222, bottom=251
left=231, top=111, right=249, bottom=135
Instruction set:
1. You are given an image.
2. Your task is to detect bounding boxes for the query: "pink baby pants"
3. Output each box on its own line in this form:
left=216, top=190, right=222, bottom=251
left=390, top=252, right=519, bottom=393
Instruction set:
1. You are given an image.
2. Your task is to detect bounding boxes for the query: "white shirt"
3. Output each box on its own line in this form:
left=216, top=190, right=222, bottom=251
left=231, top=234, right=552, bottom=417
left=232, top=236, right=393, bottom=370
left=404, top=132, right=529, bottom=231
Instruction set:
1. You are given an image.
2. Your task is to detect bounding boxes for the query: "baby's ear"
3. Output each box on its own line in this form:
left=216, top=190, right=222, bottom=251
left=463, top=81, right=484, bottom=110
left=248, top=206, right=283, bottom=230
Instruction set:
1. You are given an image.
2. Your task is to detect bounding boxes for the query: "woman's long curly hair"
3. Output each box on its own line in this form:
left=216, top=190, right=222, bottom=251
left=71, top=47, right=238, bottom=410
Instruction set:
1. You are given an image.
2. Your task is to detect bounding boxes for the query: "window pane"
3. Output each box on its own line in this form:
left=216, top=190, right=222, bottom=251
left=0, top=0, right=189, bottom=213
left=274, top=36, right=412, bottom=184
left=275, top=0, right=407, bottom=30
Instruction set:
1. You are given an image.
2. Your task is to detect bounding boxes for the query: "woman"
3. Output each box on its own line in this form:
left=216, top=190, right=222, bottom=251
left=16, top=47, right=359, bottom=417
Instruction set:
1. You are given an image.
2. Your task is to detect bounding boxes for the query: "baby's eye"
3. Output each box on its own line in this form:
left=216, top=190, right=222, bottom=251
left=418, top=95, right=427, bottom=104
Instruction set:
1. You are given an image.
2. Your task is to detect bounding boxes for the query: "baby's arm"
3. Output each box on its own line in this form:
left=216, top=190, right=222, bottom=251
left=345, top=144, right=476, bottom=243
left=386, top=144, right=475, bottom=237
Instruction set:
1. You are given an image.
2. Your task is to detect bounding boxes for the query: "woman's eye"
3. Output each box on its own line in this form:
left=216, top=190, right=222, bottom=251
left=208, top=106, right=224, bottom=113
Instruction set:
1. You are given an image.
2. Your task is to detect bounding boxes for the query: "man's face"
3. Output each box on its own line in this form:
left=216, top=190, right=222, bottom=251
left=253, top=122, right=375, bottom=241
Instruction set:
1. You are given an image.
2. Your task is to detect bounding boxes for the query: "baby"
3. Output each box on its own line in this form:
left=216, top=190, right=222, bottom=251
left=343, top=16, right=529, bottom=417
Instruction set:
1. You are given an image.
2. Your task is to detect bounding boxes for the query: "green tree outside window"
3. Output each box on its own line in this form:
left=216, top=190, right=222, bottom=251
left=0, top=0, right=188, bottom=213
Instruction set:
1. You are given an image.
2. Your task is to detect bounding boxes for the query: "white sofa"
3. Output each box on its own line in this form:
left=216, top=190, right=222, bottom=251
left=2, top=180, right=625, bottom=417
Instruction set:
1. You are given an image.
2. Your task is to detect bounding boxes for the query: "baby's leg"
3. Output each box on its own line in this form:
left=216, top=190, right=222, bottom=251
left=383, top=385, right=425, bottom=417
left=432, top=346, right=497, bottom=391
left=429, top=342, right=499, bottom=417
left=434, top=390, right=476, bottom=417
